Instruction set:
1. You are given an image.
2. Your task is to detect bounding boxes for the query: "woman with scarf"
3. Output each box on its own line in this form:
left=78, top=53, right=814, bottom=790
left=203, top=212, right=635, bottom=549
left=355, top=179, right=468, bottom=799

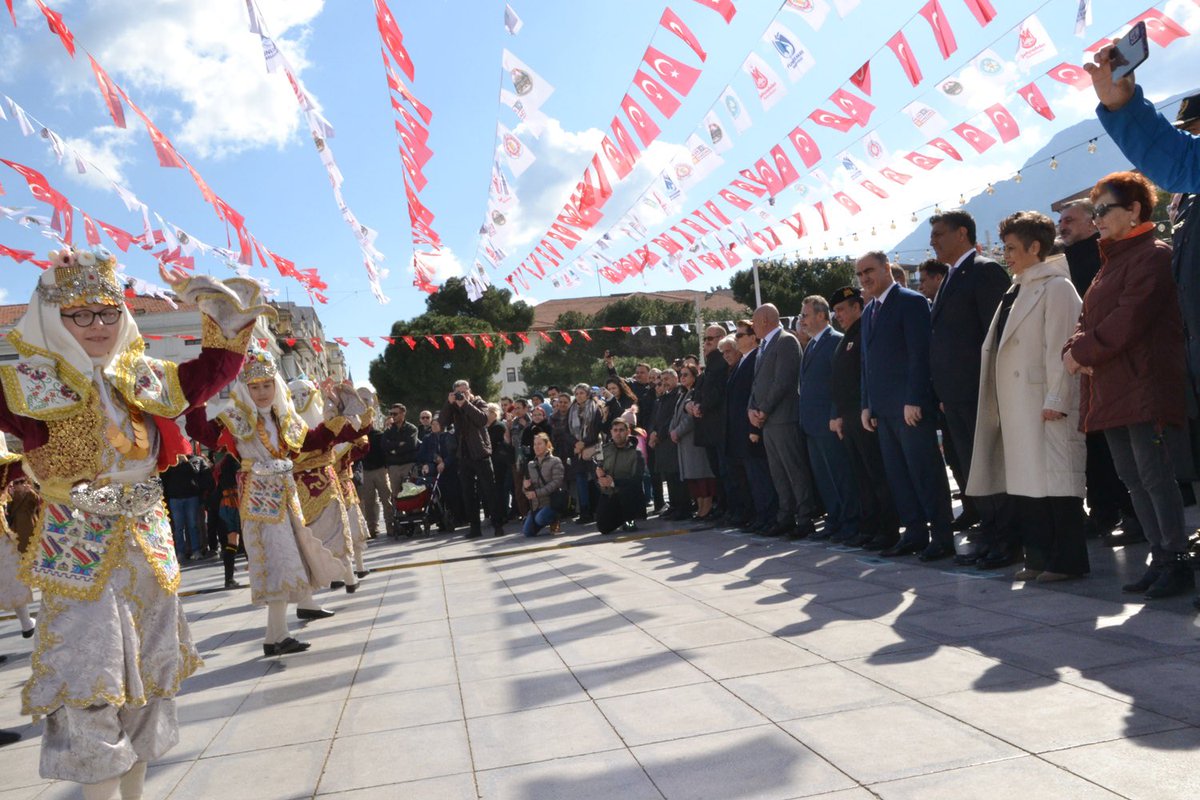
left=0, top=248, right=265, bottom=800
left=566, top=383, right=603, bottom=525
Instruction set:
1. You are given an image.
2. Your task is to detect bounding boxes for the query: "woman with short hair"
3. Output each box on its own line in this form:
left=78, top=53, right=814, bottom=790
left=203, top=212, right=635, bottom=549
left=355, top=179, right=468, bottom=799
left=522, top=433, right=565, bottom=537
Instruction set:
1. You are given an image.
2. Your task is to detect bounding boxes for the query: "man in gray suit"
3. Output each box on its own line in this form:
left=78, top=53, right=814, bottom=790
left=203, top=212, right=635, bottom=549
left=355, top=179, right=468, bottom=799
left=749, top=304, right=817, bottom=539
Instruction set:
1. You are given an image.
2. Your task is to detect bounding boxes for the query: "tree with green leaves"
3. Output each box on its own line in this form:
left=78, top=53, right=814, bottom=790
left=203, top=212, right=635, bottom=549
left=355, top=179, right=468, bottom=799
left=368, top=278, right=535, bottom=410
left=728, top=258, right=857, bottom=317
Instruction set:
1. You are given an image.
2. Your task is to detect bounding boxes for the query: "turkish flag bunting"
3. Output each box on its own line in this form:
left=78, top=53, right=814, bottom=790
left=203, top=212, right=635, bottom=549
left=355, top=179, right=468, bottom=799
left=850, top=61, right=872, bottom=95
left=671, top=224, right=697, bottom=246
left=886, top=31, right=923, bottom=86
left=719, top=189, right=753, bottom=210
left=636, top=246, right=661, bottom=269
left=730, top=178, right=767, bottom=197
left=787, top=125, right=822, bottom=168
left=927, top=137, right=963, bottom=161
left=644, top=46, right=702, bottom=96
left=919, top=0, right=958, bottom=59
left=358, top=337, right=375, bottom=347
left=621, top=93, right=661, bottom=147
left=722, top=247, right=741, bottom=268
left=903, top=150, right=943, bottom=170
left=953, top=121, right=997, bottom=153
left=4, top=0, right=14, bottom=25
left=398, top=145, right=428, bottom=191
left=813, top=201, right=830, bottom=231
left=984, top=103, right=1020, bottom=143
left=480, top=334, right=494, bottom=349
left=611, top=116, right=641, bottom=164
left=1017, top=81, right=1055, bottom=120
left=1046, top=62, right=1091, bottom=91
left=829, top=88, right=875, bottom=127
left=1, top=159, right=72, bottom=241
left=699, top=253, right=724, bottom=271
left=962, top=0, right=997, bottom=27
left=660, top=8, right=707, bottom=62
left=333, top=338, right=349, bottom=347
left=782, top=212, right=807, bottom=238
left=124, top=94, right=185, bottom=168
left=537, top=331, right=553, bottom=343
left=463, top=334, right=478, bottom=349
left=680, top=218, right=710, bottom=236
left=87, top=55, right=126, bottom=128
left=880, top=166, right=913, bottom=184
left=654, top=233, right=685, bottom=255
left=689, top=0, right=736, bottom=23
left=403, top=175, right=434, bottom=225
left=703, top=200, right=732, bottom=226
left=834, top=192, right=862, bottom=215
left=809, top=108, right=857, bottom=133
left=0, top=245, right=35, bottom=262
left=441, top=335, right=456, bottom=350
left=82, top=212, right=101, bottom=245
left=516, top=332, right=530, bottom=345
left=397, top=121, right=434, bottom=167
left=860, top=179, right=889, bottom=199
left=587, top=155, right=614, bottom=204
left=424, top=335, right=440, bottom=349
left=34, top=0, right=74, bottom=57
left=770, top=145, right=800, bottom=188
left=633, top=69, right=682, bottom=118
left=399, top=106, right=429, bottom=144
left=401, top=336, right=416, bottom=350
left=1133, top=9, right=1189, bottom=48
left=547, top=227, right=578, bottom=253
left=397, top=79, right=433, bottom=124
left=375, top=0, right=415, bottom=81
left=601, top=135, right=633, bottom=179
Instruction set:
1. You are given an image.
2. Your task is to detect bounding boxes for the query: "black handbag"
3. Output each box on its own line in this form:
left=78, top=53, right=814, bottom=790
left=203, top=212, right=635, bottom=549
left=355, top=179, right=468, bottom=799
left=532, top=459, right=569, bottom=514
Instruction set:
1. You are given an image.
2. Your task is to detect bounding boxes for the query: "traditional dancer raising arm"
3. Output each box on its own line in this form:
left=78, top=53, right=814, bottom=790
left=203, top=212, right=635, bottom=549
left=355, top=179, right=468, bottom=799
left=0, top=247, right=267, bottom=800
left=186, top=348, right=361, bottom=657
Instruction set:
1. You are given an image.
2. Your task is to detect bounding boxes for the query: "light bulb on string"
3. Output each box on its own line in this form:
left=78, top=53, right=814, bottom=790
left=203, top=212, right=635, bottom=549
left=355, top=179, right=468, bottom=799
left=958, top=193, right=966, bottom=206
left=837, top=237, right=844, bottom=247
left=934, top=204, right=942, bottom=215
left=1014, top=170, right=1023, bottom=184
left=986, top=183, right=995, bottom=195
left=1050, top=156, right=1059, bottom=170
left=852, top=232, right=860, bottom=242
left=890, top=219, right=896, bottom=230
left=1087, top=139, right=1098, bottom=154
left=869, top=226, right=876, bottom=236
left=823, top=241, right=829, bottom=251
left=910, top=211, right=918, bottom=222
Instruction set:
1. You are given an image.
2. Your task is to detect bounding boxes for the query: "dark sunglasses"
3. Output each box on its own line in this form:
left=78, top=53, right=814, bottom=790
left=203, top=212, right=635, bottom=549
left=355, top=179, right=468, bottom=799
left=1092, top=202, right=1129, bottom=219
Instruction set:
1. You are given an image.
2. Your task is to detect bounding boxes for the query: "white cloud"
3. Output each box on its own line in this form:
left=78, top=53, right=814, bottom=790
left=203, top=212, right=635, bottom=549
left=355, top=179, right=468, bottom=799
left=415, top=245, right=466, bottom=283
left=59, top=125, right=137, bottom=188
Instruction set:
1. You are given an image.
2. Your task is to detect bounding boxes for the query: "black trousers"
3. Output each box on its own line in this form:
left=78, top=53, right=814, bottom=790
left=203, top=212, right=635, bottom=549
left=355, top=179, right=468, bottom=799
left=596, top=484, right=645, bottom=534
left=942, top=401, right=1017, bottom=550
left=841, top=419, right=900, bottom=540
left=459, top=456, right=501, bottom=532
left=646, top=448, right=665, bottom=509
left=1085, top=431, right=1133, bottom=522
left=1015, top=495, right=1089, bottom=575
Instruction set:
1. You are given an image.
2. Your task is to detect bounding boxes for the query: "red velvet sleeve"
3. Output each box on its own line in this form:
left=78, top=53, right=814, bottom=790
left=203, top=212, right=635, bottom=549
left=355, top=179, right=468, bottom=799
left=0, top=392, right=49, bottom=452
left=350, top=438, right=369, bottom=461
left=301, top=418, right=371, bottom=453
left=185, top=406, right=224, bottom=450
left=176, top=343, right=247, bottom=412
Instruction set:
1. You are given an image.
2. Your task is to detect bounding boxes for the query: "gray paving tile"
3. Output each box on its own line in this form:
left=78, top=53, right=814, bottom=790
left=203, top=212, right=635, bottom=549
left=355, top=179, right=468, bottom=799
left=1042, top=727, right=1200, bottom=799
left=1058, top=656, right=1200, bottom=726
left=841, top=645, right=1038, bottom=699
left=773, top=618, right=941, bottom=662
left=316, top=773, right=477, bottom=799
left=723, top=663, right=904, bottom=722
left=572, top=650, right=710, bottom=699
left=319, top=722, right=472, bottom=794
left=474, top=749, right=662, bottom=800
left=647, top=617, right=769, bottom=650
left=597, top=682, right=766, bottom=746
left=172, top=740, right=332, bottom=800
left=460, top=669, right=588, bottom=718
left=676, top=637, right=825, bottom=680
left=634, top=725, right=856, bottom=800
left=871, top=754, right=1122, bottom=799
left=959, top=627, right=1153, bottom=677
left=465, top=700, right=624, bottom=771
left=551, top=629, right=671, bottom=669
left=338, top=684, right=463, bottom=735
left=455, top=643, right=565, bottom=682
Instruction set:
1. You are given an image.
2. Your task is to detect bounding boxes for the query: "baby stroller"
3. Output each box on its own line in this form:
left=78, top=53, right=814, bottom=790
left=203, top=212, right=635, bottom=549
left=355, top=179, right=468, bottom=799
left=393, top=473, right=451, bottom=537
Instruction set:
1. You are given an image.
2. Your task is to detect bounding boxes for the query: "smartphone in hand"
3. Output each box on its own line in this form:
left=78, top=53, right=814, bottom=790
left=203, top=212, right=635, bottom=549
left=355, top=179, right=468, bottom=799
left=1111, top=20, right=1149, bottom=82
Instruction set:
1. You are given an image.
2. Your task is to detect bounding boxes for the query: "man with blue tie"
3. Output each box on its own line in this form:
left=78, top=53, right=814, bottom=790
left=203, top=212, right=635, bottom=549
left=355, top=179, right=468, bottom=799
left=798, top=296, right=859, bottom=542
left=857, top=252, right=955, bottom=561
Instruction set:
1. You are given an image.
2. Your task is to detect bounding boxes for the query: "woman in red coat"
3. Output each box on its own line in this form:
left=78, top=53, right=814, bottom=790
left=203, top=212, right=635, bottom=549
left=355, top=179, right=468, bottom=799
left=1063, top=171, right=1192, bottom=601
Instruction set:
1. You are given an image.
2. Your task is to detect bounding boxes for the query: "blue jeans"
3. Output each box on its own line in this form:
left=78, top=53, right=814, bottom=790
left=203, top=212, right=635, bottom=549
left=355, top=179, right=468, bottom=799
left=523, top=506, right=558, bottom=537
left=168, top=496, right=202, bottom=555
left=574, top=472, right=591, bottom=515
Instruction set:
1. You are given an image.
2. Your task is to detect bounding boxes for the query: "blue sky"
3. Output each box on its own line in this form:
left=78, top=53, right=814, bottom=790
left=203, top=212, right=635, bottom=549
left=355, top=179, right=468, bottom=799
left=1, top=0, right=1199, bottom=384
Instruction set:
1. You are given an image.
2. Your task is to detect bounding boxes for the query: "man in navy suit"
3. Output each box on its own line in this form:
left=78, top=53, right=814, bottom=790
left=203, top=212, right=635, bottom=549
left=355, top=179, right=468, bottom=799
left=798, top=296, right=859, bottom=542
left=928, top=212, right=1015, bottom=566
left=857, top=251, right=954, bottom=560
left=723, top=325, right=775, bottom=531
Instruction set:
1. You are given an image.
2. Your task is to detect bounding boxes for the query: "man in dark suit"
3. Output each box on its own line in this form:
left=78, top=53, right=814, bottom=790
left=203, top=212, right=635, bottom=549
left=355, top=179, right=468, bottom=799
left=928, top=212, right=1014, bottom=565
left=750, top=304, right=817, bottom=539
left=857, top=252, right=954, bottom=560
left=692, top=325, right=729, bottom=520
left=828, top=287, right=900, bottom=550
left=798, top=296, right=859, bottom=542
left=726, top=320, right=777, bottom=532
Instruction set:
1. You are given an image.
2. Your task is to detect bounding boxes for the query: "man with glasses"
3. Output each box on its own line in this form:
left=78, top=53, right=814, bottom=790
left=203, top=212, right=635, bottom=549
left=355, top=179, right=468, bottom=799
left=416, top=409, right=434, bottom=440
left=381, top=404, right=419, bottom=524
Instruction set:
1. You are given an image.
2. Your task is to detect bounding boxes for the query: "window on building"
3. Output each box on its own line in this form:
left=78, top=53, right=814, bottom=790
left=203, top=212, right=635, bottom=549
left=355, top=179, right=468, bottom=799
left=505, top=368, right=517, bottom=383
left=185, top=339, right=201, bottom=346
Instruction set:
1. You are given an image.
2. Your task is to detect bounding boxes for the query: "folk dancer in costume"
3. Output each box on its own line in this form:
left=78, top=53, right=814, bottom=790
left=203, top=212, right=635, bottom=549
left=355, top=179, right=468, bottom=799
left=0, top=246, right=267, bottom=800
left=333, top=424, right=371, bottom=581
left=186, top=347, right=356, bottom=656
left=0, top=439, right=36, bottom=640
left=287, top=378, right=372, bottom=594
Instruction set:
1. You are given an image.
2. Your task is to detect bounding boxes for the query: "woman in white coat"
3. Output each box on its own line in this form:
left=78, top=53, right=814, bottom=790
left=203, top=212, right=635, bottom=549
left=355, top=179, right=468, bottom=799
left=967, top=211, right=1087, bottom=581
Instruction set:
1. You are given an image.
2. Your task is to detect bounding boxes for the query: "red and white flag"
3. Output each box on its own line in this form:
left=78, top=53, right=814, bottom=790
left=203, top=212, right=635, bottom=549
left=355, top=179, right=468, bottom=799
left=375, top=0, right=415, bottom=81
left=690, top=0, right=736, bottom=23
left=952, top=122, right=997, bottom=154
left=849, top=61, right=872, bottom=95
left=611, top=116, right=640, bottom=164
left=984, top=103, right=1020, bottom=143
left=1133, top=9, right=1189, bottom=49
left=880, top=166, right=912, bottom=184
left=719, top=188, right=753, bottom=210
left=33, top=0, right=75, bottom=57
left=633, top=68, right=682, bottom=118
left=763, top=20, right=816, bottom=82
left=962, top=0, right=996, bottom=27
left=834, top=192, right=862, bottom=215
left=1046, top=62, right=1091, bottom=91
left=621, top=93, right=661, bottom=147
left=787, top=125, right=822, bottom=168
left=903, top=151, right=943, bottom=170
left=1017, top=81, right=1055, bottom=120
left=1015, top=15, right=1057, bottom=73
left=829, top=88, right=874, bottom=126
left=397, top=80, right=433, bottom=125
left=809, top=108, right=856, bottom=133
left=660, top=8, right=707, bottom=62
left=860, top=179, right=889, bottom=200
left=1, top=160, right=72, bottom=241
left=887, top=31, right=922, bottom=86
left=87, top=55, right=126, bottom=128
left=927, top=137, right=963, bottom=161
left=919, top=0, right=957, bottom=59
left=770, top=145, right=800, bottom=188
left=742, top=52, right=787, bottom=111
left=601, top=134, right=633, bottom=180
left=643, top=46, right=702, bottom=96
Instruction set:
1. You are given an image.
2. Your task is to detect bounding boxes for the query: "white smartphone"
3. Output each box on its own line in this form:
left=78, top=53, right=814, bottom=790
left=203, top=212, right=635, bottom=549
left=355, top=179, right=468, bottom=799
left=1111, top=20, right=1149, bottom=81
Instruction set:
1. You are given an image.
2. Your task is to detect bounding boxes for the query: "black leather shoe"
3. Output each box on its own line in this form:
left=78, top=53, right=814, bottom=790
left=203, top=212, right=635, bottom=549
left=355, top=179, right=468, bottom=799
left=842, top=532, right=870, bottom=548
left=977, top=551, right=1017, bottom=570
left=355, top=570, right=370, bottom=579
left=953, top=553, right=980, bottom=567
left=0, top=730, right=21, bottom=747
left=263, top=637, right=311, bottom=657
left=862, top=533, right=898, bottom=551
left=465, top=530, right=483, bottom=539
left=793, top=519, right=817, bottom=540
left=881, top=538, right=924, bottom=558
left=296, top=607, right=335, bottom=621
left=1192, top=595, right=1200, bottom=611
left=763, top=523, right=791, bottom=538
left=345, top=583, right=358, bottom=594
left=21, top=626, right=35, bottom=639
left=951, top=512, right=980, bottom=532
left=809, top=526, right=834, bottom=541
left=330, top=581, right=345, bottom=590
left=492, top=525, right=506, bottom=537
left=919, top=542, right=954, bottom=562
left=224, top=579, right=243, bottom=589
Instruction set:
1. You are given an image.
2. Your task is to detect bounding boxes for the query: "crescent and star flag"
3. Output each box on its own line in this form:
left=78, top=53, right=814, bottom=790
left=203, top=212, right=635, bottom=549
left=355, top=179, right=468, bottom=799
left=703, top=110, right=733, bottom=153
left=927, top=136, right=963, bottom=160
left=829, top=88, right=874, bottom=126
left=886, top=31, right=923, bottom=87
left=88, top=56, right=126, bottom=128
left=809, top=108, right=856, bottom=133
left=919, top=0, right=957, bottom=59
left=1047, top=62, right=1091, bottom=91
left=903, top=150, right=943, bottom=170
left=124, top=94, right=186, bottom=168
left=880, top=166, right=912, bottom=184
left=621, top=93, right=661, bottom=147
left=501, top=49, right=555, bottom=114
left=497, top=122, right=535, bottom=176
left=690, top=0, right=736, bottom=23
left=1015, top=15, right=1057, bottom=73
left=1134, top=10, right=1189, bottom=48
left=34, top=0, right=75, bottom=57
left=721, top=87, right=753, bottom=133
left=741, top=52, right=787, bottom=111
left=660, top=8, right=707, bottom=62
left=787, top=125, right=821, bottom=168
left=1018, top=82, right=1055, bottom=120
left=375, top=0, right=414, bottom=81
left=952, top=121, right=997, bottom=154
left=397, top=81, right=433, bottom=125
left=644, top=46, right=702, bottom=96
left=783, top=0, right=831, bottom=31
left=769, top=145, right=800, bottom=188
left=611, top=116, right=641, bottom=164
left=1, top=159, right=73, bottom=242
left=850, top=61, right=872, bottom=95
left=963, top=0, right=997, bottom=27
left=504, top=3, right=523, bottom=35
left=763, top=20, right=815, bottom=82
left=719, top=188, right=752, bottom=209
left=834, top=192, right=862, bottom=215
left=984, top=103, right=1020, bottom=143
left=634, top=68, right=682, bottom=118
left=601, top=134, right=633, bottom=179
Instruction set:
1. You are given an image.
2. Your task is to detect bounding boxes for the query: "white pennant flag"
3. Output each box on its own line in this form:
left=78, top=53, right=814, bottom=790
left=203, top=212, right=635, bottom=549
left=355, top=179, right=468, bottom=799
left=1015, top=14, right=1058, bottom=73
left=1074, top=0, right=1092, bottom=36
left=4, top=97, right=35, bottom=136
left=504, top=3, right=524, bottom=35
left=837, top=150, right=866, bottom=182
left=862, top=130, right=890, bottom=167
left=702, top=110, right=733, bottom=153
left=672, top=134, right=724, bottom=189
left=782, top=0, right=831, bottom=32
left=904, top=100, right=948, bottom=134
left=741, top=52, right=787, bottom=111
left=832, top=0, right=860, bottom=17
left=719, top=87, right=753, bottom=133
left=496, top=122, right=536, bottom=176
left=501, top=49, right=555, bottom=115
left=762, top=21, right=815, bottom=82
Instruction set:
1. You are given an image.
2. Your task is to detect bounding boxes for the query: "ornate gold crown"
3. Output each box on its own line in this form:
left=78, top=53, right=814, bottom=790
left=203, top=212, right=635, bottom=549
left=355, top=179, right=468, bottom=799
left=36, top=247, right=124, bottom=307
left=239, top=345, right=278, bottom=384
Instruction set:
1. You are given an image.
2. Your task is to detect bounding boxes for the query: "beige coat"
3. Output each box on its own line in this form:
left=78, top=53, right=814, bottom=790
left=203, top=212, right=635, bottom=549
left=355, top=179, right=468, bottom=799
left=967, top=256, right=1085, bottom=499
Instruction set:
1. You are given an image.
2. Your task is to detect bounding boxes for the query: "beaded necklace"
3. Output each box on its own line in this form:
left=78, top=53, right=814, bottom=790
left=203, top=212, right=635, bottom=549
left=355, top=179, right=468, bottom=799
left=255, top=411, right=289, bottom=459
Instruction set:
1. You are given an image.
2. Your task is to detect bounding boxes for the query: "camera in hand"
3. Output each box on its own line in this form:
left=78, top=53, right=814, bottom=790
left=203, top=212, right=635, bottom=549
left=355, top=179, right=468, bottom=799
left=454, top=391, right=465, bottom=401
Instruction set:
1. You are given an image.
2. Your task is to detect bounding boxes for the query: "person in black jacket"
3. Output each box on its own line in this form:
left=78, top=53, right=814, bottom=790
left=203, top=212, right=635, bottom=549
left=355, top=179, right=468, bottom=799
left=361, top=427, right=392, bottom=537
left=650, top=371, right=690, bottom=520
left=162, top=456, right=204, bottom=560
left=381, top=404, right=420, bottom=489
left=440, top=381, right=504, bottom=538
left=928, top=212, right=1015, bottom=565
left=606, top=356, right=662, bottom=511
left=725, top=324, right=776, bottom=531
left=691, top=325, right=729, bottom=520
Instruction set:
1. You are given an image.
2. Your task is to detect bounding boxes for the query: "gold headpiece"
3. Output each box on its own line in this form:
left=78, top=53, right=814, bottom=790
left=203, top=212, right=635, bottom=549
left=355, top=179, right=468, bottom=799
left=36, top=246, right=124, bottom=307
left=239, top=345, right=278, bottom=384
